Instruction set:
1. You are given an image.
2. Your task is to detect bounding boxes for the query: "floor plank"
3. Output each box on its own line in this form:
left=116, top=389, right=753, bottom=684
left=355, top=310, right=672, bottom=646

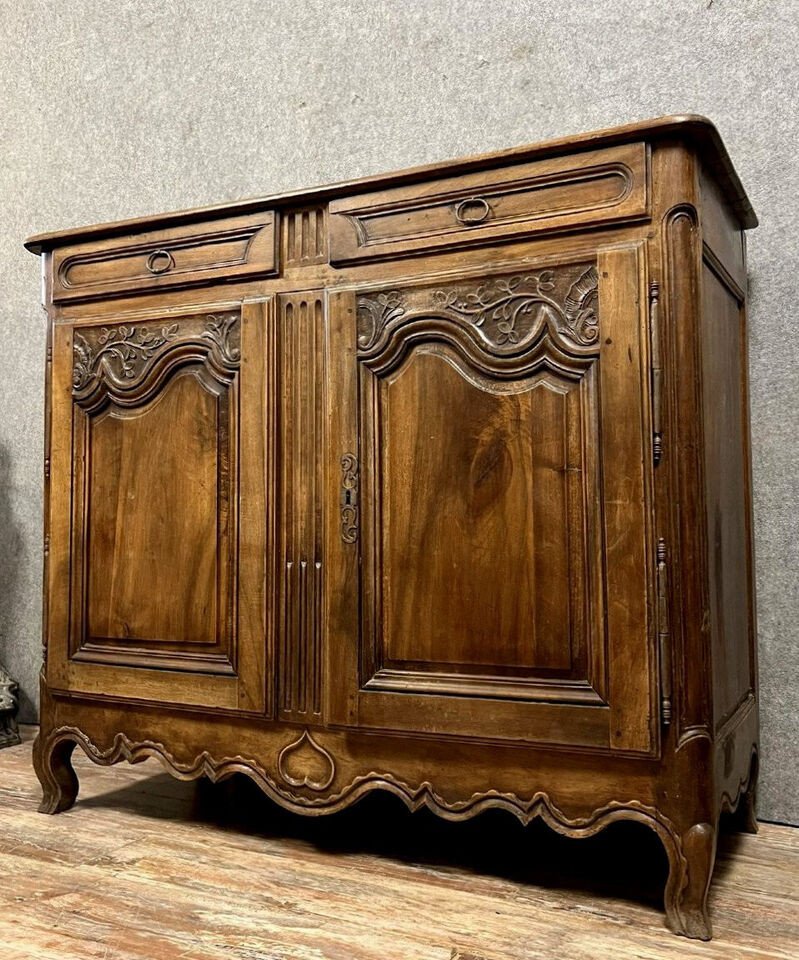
left=1, top=727, right=796, bottom=960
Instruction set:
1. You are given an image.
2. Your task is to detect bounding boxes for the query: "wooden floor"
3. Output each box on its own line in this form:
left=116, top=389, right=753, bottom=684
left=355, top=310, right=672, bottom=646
left=1, top=727, right=797, bottom=960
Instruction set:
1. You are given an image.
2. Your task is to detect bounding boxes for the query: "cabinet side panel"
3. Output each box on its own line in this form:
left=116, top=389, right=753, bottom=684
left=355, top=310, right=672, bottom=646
left=700, top=165, right=746, bottom=291
left=700, top=263, right=754, bottom=729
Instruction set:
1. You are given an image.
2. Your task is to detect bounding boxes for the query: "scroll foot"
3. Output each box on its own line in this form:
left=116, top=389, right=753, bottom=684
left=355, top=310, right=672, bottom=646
left=664, top=821, right=717, bottom=941
left=33, top=733, right=79, bottom=814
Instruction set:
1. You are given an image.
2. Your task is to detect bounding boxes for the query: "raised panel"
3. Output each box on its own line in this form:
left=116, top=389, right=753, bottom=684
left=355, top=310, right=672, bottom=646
left=68, top=310, right=239, bottom=676
left=47, top=300, right=275, bottom=712
left=377, top=356, right=591, bottom=680
left=701, top=263, right=754, bottom=728
left=85, top=372, right=221, bottom=649
left=327, top=247, right=654, bottom=752
left=357, top=263, right=604, bottom=707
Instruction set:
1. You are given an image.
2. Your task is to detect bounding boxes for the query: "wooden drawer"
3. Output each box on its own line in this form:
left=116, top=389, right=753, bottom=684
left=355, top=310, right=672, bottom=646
left=329, top=143, right=648, bottom=264
left=52, top=212, right=277, bottom=302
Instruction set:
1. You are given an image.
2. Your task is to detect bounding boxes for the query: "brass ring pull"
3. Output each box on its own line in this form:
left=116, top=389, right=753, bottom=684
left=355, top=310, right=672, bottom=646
left=145, top=249, right=175, bottom=275
left=454, top=196, right=491, bottom=225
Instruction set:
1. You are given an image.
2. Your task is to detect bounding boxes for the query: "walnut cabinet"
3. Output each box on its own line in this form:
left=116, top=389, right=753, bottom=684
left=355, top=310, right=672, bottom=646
left=27, top=116, right=759, bottom=940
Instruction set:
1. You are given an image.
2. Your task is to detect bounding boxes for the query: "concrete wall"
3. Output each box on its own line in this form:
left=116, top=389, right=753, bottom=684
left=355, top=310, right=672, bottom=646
left=1, top=0, right=796, bottom=823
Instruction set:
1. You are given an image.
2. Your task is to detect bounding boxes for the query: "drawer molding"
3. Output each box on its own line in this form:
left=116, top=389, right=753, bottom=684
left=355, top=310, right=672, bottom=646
left=30, top=118, right=759, bottom=944
left=330, top=143, right=648, bottom=263
left=53, top=213, right=277, bottom=302
left=346, top=163, right=635, bottom=245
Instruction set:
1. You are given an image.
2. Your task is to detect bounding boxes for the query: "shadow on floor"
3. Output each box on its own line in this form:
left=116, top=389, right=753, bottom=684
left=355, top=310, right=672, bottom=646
left=76, top=763, right=677, bottom=911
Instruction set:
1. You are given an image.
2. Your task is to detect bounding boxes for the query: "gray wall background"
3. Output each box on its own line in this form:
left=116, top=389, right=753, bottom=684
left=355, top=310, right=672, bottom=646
left=1, top=0, right=797, bottom=823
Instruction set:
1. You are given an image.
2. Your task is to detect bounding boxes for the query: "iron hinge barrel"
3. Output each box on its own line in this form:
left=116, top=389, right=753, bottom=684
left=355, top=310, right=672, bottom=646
left=656, top=537, right=672, bottom=726
left=649, top=280, right=664, bottom=466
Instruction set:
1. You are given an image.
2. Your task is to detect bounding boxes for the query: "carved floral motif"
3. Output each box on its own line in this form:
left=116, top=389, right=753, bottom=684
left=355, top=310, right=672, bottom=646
left=203, top=314, right=241, bottom=365
left=72, top=312, right=241, bottom=396
left=356, top=291, right=405, bottom=348
left=73, top=323, right=179, bottom=391
left=356, top=265, right=599, bottom=354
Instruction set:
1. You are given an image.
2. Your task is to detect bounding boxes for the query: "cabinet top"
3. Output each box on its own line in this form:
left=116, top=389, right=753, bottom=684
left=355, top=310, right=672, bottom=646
left=24, top=114, right=756, bottom=255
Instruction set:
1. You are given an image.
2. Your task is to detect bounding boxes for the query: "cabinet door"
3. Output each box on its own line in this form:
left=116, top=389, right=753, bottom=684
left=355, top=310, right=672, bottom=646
left=46, top=299, right=275, bottom=712
left=327, top=245, right=655, bottom=753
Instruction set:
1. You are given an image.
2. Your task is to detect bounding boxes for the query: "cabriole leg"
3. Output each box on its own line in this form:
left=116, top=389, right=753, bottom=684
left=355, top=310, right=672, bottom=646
left=736, top=752, right=759, bottom=835
left=33, top=733, right=79, bottom=814
left=664, top=821, right=717, bottom=941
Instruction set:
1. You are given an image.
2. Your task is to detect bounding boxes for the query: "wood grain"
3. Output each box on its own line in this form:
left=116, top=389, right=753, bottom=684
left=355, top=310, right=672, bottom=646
left=45, top=304, right=273, bottom=711
left=27, top=118, right=759, bottom=941
left=279, top=292, right=325, bottom=724
left=3, top=729, right=797, bottom=960
left=700, top=262, right=754, bottom=729
left=51, top=211, right=277, bottom=303
left=85, top=371, right=219, bottom=647
left=329, top=252, right=654, bottom=752
left=380, top=354, right=581, bottom=673
left=329, top=142, right=649, bottom=263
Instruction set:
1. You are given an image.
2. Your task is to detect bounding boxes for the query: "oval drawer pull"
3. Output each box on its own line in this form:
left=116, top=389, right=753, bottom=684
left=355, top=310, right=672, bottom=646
left=145, top=249, right=175, bottom=275
left=454, top=196, right=491, bottom=225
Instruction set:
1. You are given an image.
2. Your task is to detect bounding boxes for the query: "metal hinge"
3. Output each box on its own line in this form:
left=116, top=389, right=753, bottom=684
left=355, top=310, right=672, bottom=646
left=656, top=537, right=672, bottom=726
left=649, top=281, right=663, bottom=466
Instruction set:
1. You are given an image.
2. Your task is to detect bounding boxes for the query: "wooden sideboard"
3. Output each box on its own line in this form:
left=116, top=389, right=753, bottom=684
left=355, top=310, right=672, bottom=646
left=26, top=116, right=758, bottom=940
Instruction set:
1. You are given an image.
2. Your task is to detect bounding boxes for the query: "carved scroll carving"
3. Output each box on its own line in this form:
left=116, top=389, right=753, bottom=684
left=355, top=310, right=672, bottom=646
left=277, top=730, right=335, bottom=791
left=35, top=723, right=705, bottom=936
left=356, top=264, right=599, bottom=360
left=340, top=453, right=359, bottom=543
left=36, top=724, right=681, bottom=828
left=73, top=323, right=179, bottom=390
left=72, top=311, right=241, bottom=410
left=357, top=291, right=406, bottom=349
left=203, top=313, right=241, bottom=365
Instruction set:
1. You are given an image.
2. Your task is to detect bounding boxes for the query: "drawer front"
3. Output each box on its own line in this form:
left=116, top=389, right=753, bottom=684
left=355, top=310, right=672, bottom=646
left=53, top=212, right=277, bottom=302
left=329, top=143, right=648, bottom=264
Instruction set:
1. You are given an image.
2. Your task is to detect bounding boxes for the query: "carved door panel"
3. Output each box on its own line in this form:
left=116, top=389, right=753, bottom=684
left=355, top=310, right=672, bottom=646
left=327, top=245, right=655, bottom=753
left=46, top=299, right=275, bottom=712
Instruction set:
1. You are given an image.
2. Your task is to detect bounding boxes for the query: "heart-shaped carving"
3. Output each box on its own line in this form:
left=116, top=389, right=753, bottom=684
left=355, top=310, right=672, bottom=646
left=277, top=730, right=335, bottom=791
